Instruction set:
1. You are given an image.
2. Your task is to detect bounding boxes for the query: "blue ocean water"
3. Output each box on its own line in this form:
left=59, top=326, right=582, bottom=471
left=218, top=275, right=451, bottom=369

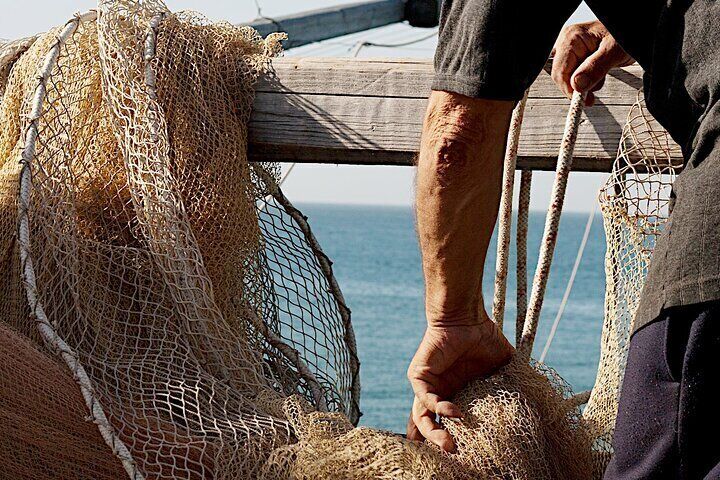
left=298, top=203, right=607, bottom=433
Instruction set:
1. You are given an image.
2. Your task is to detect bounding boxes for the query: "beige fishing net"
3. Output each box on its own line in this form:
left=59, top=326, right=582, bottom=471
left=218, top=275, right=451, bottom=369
left=586, top=93, right=681, bottom=471
left=1, top=3, right=358, bottom=478
left=0, top=1, right=679, bottom=478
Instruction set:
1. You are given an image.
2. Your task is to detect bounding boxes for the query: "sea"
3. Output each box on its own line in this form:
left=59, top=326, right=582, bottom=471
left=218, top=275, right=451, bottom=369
left=298, top=203, right=607, bottom=433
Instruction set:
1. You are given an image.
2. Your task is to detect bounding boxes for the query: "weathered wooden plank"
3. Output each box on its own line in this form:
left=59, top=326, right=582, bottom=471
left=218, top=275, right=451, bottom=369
left=249, top=58, right=683, bottom=171
left=244, top=1, right=406, bottom=49
left=250, top=94, right=646, bottom=168
left=257, top=58, right=642, bottom=103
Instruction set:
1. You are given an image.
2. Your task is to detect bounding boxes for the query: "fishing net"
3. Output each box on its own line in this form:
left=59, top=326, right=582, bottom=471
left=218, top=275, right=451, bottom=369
left=0, top=1, right=678, bottom=478
left=1, top=3, right=358, bottom=478
left=586, top=93, right=681, bottom=471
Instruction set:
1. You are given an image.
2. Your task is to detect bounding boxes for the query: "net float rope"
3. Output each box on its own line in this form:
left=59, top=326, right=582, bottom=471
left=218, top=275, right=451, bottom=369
left=16, top=10, right=144, bottom=480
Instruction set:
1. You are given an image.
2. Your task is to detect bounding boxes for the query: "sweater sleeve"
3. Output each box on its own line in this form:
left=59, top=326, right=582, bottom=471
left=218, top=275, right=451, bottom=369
left=433, top=0, right=581, bottom=100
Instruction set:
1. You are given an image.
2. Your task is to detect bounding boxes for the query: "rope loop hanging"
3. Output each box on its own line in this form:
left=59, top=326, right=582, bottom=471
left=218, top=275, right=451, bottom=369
left=492, top=91, right=529, bottom=329
left=492, top=91, right=586, bottom=361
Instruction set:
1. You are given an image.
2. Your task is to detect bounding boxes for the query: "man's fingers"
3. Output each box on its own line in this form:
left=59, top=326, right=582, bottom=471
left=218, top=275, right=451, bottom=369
left=585, top=91, right=596, bottom=107
left=570, top=46, right=613, bottom=95
left=590, top=76, right=606, bottom=93
left=551, top=26, right=595, bottom=99
left=551, top=46, right=580, bottom=99
left=581, top=77, right=604, bottom=106
left=412, top=399, right=456, bottom=453
left=410, top=378, right=463, bottom=418
left=406, top=414, right=424, bottom=442
left=434, top=399, right=462, bottom=419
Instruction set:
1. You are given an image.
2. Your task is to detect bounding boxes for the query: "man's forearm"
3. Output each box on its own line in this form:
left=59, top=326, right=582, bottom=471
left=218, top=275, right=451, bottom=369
left=416, top=91, right=514, bottom=326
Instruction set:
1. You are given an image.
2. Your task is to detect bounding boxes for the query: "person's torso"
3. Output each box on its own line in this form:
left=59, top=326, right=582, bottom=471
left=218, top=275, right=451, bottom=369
left=588, top=0, right=720, bottom=330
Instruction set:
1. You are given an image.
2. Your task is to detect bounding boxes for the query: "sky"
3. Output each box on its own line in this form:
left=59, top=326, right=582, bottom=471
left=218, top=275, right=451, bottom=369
left=0, top=1, right=602, bottom=211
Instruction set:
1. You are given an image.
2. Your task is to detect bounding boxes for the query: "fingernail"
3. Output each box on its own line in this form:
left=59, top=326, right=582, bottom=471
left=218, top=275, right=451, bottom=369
left=574, top=74, right=589, bottom=91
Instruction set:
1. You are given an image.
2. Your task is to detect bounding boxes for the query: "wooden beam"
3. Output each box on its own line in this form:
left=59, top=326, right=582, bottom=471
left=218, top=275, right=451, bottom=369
left=249, top=58, right=683, bottom=172
left=244, top=1, right=406, bottom=49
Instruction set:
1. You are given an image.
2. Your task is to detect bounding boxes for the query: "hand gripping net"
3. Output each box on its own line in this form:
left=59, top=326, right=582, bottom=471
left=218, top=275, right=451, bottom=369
left=0, top=1, right=679, bottom=478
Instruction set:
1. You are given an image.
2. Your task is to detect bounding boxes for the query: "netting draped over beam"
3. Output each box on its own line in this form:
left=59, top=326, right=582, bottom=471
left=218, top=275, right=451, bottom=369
left=0, top=1, right=679, bottom=478
left=1, top=3, right=359, bottom=478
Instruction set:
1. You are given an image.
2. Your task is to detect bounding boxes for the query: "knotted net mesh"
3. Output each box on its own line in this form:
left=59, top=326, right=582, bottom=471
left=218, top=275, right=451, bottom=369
left=585, top=93, right=681, bottom=471
left=1, top=3, right=358, bottom=478
left=0, top=2, right=679, bottom=478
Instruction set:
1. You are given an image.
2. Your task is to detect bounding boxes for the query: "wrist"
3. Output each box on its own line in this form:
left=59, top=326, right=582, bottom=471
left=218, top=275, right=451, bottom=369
left=425, top=302, right=490, bottom=328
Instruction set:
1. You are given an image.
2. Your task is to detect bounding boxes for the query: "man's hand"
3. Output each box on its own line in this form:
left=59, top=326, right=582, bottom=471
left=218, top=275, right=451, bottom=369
left=407, top=316, right=513, bottom=452
left=552, top=20, right=634, bottom=106
left=410, top=91, right=514, bottom=452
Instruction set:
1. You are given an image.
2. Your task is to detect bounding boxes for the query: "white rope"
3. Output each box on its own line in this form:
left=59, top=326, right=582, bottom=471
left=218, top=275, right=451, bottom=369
left=515, top=170, right=532, bottom=345
left=16, top=11, right=144, bottom=480
left=517, top=91, right=586, bottom=361
left=492, top=91, right=528, bottom=329
left=539, top=201, right=597, bottom=363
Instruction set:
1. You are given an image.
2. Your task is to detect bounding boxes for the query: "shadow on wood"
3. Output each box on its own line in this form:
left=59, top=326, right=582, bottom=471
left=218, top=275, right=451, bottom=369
left=249, top=58, right=683, bottom=172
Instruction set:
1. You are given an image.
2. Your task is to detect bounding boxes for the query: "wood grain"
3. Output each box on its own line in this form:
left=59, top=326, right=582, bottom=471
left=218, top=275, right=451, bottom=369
left=249, top=58, right=683, bottom=171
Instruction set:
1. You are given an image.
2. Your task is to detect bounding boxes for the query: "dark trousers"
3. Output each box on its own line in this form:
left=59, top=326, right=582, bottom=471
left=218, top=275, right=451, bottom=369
left=604, top=301, right=720, bottom=479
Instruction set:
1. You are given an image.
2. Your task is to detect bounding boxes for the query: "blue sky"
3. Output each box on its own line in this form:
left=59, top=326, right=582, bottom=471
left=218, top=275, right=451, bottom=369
left=1, top=1, right=603, bottom=211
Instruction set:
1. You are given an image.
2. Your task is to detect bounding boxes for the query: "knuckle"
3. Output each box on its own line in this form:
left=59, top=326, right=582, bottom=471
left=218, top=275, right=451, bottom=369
left=581, top=59, right=607, bottom=78
left=559, top=24, right=575, bottom=37
left=407, top=363, right=425, bottom=382
left=567, top=30, right=582, bottom=43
